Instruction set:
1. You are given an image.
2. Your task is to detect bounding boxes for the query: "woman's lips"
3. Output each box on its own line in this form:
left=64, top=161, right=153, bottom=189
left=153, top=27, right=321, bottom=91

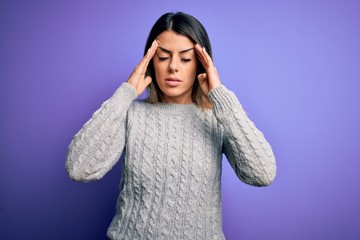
left=165, top=77, right=182, bottom=87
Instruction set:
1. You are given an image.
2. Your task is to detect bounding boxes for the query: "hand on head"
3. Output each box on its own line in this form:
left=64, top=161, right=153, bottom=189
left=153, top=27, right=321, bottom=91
left=127, top=40, right=159, bottom=96
left=195, top=44, right=221, bottom=95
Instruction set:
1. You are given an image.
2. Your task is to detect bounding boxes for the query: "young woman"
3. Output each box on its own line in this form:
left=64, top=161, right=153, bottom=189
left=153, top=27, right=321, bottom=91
left=66, top=12, right=276, bottom=240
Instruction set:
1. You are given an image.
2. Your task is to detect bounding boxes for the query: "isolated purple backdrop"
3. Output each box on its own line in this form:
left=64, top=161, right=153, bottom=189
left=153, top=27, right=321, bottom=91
left=1, top=0, right=360, bottom=239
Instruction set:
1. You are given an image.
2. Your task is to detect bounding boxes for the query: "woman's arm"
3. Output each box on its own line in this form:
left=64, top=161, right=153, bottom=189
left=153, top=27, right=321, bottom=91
left=209, top=85, right=276, bottom=186
left=66, top=40, right=159, bottom=182
left=194, top=44, right=276, bottom=186
left=66, top=83, right=137, bottom=182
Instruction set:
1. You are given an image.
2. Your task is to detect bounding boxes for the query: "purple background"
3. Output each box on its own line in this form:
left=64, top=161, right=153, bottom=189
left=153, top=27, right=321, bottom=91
left=1, top=0, right=360, bottom=239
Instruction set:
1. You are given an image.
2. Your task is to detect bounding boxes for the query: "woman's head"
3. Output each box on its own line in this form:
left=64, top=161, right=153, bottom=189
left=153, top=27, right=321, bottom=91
left=144, top=12, right=213, bottom=108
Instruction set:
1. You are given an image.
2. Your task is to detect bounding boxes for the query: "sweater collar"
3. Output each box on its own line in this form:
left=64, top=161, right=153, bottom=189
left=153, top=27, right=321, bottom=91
left=149, top=102, right=199, bottom=115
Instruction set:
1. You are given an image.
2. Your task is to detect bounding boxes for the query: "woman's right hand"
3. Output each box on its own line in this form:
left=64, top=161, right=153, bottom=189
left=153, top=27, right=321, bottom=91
left=127, top=40, right=158, bottom=96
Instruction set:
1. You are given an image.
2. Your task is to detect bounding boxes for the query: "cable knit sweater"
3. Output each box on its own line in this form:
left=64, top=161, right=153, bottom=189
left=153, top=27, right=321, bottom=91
left=66, top=82, right=276, bottom=240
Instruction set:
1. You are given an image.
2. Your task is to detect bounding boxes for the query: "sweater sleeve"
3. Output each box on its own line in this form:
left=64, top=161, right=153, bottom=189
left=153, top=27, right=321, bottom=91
left=209, top=85, right=276, bottom=186
left=65, top=82, right=138, bottom=182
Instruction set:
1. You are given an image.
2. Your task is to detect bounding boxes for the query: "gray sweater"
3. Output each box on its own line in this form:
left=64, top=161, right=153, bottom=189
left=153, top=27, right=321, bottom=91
left=66, top=82, right=276, bottom=240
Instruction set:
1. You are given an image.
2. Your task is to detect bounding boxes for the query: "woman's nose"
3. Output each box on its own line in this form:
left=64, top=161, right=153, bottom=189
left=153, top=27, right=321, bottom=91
left=168, top=58, right=179, bottom=72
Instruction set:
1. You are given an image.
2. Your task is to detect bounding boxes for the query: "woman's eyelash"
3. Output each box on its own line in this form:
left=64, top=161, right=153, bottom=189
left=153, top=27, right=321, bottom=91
left=158, top=57, right=191, bottom=62
left=181, top=58, right=191, bottom=62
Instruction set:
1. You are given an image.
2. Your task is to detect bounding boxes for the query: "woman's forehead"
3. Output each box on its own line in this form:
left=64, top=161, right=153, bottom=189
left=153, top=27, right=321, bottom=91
left=156, top=30, right=194, bottom=52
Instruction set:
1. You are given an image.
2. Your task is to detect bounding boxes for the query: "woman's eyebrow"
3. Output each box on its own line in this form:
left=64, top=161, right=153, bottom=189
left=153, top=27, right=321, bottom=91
left=158, top=47, right=194, bottom=54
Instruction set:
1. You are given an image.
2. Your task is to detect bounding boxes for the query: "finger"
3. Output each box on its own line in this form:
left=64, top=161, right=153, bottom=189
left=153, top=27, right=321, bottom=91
left=200, top=46, right=214, bottom=68
left=195, top=44, right=214, bottom=70
left=144, top=40, right=158, bottom=62
left=197, top=73, right=207, bottom=83
left=144, top=75, right=152, bottom=86
left=138, top=40, right=158, bottom=72
left=195, top=44, right=207, bottom=67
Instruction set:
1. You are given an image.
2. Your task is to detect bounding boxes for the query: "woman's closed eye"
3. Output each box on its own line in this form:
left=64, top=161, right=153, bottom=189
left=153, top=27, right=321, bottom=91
left=181, top=58, right=191, bottom=62
left=158, top=56, right=169, bottom=61
left=158, top=56, right=192, bottom=62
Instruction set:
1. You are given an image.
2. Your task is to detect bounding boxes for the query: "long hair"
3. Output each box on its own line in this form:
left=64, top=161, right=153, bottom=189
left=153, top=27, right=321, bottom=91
left=144, top=12, right=213, bottom=109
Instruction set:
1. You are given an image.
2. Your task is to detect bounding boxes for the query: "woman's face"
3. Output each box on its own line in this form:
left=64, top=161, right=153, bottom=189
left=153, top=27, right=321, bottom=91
left=154, top=30, right=198, bottom=104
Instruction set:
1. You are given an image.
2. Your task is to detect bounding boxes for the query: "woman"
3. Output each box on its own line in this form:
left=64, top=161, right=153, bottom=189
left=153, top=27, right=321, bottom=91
left=66, top=12, right=276, bottom=240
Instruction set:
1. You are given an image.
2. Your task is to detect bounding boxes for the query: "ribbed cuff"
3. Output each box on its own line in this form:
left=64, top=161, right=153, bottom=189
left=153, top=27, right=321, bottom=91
left=106, top=82, right=138, bottom=112
left=112, top=82, right=138, bottom=101
left=209, top=85, right=241, bottom=116
left=115, top=82, right=138, bottom=98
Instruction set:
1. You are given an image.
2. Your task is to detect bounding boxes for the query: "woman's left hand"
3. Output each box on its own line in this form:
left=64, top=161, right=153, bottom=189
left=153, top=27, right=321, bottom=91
left=195, top=44, right=221, bottom=95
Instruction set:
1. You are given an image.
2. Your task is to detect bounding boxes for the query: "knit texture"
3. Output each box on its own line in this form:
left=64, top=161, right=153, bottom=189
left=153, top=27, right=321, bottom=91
left=66, top=82, right=276, bottom=240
